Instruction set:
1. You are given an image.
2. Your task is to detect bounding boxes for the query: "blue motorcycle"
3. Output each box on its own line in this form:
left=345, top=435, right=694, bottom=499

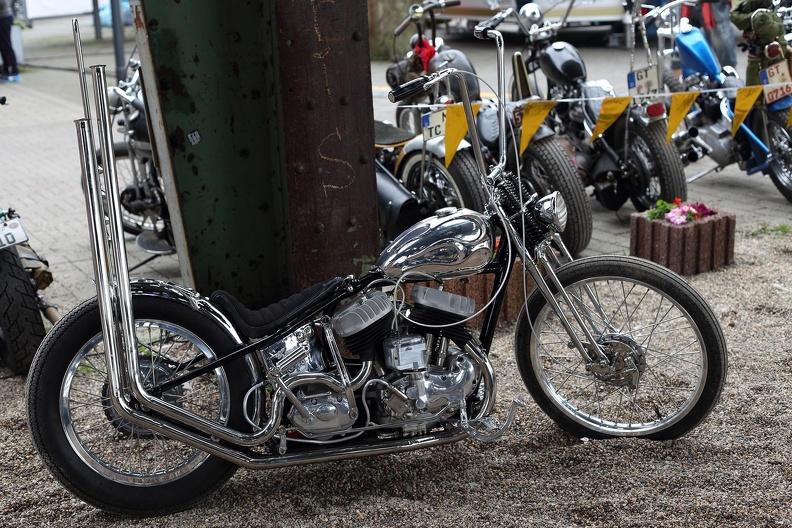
left=647, top=0, right=792, bottom=203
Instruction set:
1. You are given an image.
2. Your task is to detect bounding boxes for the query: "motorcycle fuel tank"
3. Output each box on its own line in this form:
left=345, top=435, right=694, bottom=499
left=676, top=26, right=721, bottom=80
left=539, top=42, right=587, bottom=86
left=375, top=207, right=494, bottom=280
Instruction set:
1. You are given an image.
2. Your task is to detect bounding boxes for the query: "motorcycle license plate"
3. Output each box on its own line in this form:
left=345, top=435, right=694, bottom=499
left=422, top=109, right=446, bottom=141
left=759, top=60, right=792, bottom=104
left=627, top=65, right=659, bottom=99
left=0, top=216, right=29, bottom=249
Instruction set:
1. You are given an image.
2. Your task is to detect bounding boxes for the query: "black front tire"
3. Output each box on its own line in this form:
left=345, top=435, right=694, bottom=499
left=765, top=110, right=792, bottom=203
left=0, top=247, right=45, bottom=374
left=514, top=256, right=727, bottom=440
left=26, top=295, right=252, bottom=517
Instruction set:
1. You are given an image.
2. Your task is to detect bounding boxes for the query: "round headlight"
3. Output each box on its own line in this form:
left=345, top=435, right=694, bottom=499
left=518, top=3, right=544, bottom=26
left=534, top=191, right=567, bottom=233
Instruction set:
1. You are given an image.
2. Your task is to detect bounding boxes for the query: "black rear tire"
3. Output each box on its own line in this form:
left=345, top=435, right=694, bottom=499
left=399, top=148, right=487, bottom=214
left=26, top=295, right=252, bottom=517
left=517, top=136, right=592, bottom=256
left=625, top=120, right=687, bottom=211
left=0, top=247, right=45, bottom=374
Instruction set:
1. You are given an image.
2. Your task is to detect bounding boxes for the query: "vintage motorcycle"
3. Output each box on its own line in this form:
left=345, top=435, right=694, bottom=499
left=647, top=0, right=792, bottom=203
left=0, top=207, right=58, bottom=374
left=511, top=1, right=688, bottom=212
left=26, top=18, right=727, bottom=516
left=388, top=1, right=593, bottom=255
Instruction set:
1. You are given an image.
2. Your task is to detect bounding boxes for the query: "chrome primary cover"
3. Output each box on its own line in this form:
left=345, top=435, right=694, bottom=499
left=375, top=207, right=495, bottom=280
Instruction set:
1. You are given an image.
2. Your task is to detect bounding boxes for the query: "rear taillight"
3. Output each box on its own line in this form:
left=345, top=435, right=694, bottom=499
left=646, top=102, right=666, bottom=118
left=765, top=42, right=782, bottom=59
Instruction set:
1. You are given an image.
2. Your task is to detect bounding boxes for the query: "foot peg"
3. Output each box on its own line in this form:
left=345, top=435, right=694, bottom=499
left=462, top=397, right=526, bottom=443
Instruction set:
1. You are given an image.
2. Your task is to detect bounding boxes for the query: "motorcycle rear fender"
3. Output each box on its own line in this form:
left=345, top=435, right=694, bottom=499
left=129, top=277, right=246, bottom=346
left=398, top=135, right=472, bottom=165
left=376, top=166, right=422, bottom=241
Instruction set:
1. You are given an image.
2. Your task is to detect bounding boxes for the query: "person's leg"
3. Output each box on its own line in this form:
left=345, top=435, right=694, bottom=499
left=706, top=2, right=738, bottom=68
left=0, top=15, right=19, bottom=77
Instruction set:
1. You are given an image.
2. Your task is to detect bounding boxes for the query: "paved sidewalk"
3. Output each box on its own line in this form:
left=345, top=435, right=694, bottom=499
left=2, top=18, right=791, bottom=316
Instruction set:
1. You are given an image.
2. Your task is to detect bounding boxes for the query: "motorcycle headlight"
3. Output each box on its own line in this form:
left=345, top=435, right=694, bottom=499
left=533, top=191, right=567, bottom=233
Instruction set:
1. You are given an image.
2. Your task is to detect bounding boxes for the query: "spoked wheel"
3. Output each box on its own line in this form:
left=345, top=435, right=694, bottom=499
left=105, top=142, right=168, bottom=236
left=400, top=149, right=487, bottom=214
left=623, top=121, right=687, bottom=211
left=765, top=111, right=792, bottom=203
left=517, top=136, right=592, bottom=256
left=515, top=256, right=727, bottom=440
left=26, top=295, right=254, bottom=517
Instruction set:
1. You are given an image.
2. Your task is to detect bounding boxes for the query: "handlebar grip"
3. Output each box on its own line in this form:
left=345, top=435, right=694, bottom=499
left=0, top=96, right=6, bottom=105
left=474, top=9, right=512, bottom=39
left=441, top=0, right=462, bottom=7
left=388, top=75, right=430, bottom=103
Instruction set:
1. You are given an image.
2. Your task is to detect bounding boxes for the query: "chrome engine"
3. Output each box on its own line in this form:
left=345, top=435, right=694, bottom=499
left=263, top=286, right=481, bottom=441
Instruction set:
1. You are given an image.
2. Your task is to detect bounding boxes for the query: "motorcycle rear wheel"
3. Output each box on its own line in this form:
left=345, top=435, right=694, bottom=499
left=26, top=295, right=252, bottom=517
left=107, top=142, right=168, bottom=236
left=400, top=149, right=487, bottom=214
left=516, top=136, right=592, bottom=256
left=0, top=247, right=45, bottom=374
left=765, top=110, right=792, bottom=203
left=514, top=256, right=727, bottom=440
left=624, top=121, right=687, bottom=211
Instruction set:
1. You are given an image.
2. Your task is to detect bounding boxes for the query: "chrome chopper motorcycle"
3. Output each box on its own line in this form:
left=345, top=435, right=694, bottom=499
left=647, top=0, right=792, bottom=203
left=512, top=0, right=688, bottom=212
left=26, top=18, right=727, bottom=517
left=389, top=1, right=593, bottom=255
left=0, top=207, right=59, bottom=374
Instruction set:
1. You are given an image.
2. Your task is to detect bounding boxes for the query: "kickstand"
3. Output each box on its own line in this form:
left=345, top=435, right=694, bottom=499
left=128, top=254, right=161, bottom=272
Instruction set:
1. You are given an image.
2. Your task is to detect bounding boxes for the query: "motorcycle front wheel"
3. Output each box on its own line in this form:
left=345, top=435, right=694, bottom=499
left=26, top=295, right=253, bottom=517
left=400, top=148, right=487, bottom=214
left=622, top=120, right=687, bottom=211
left=514, top=256, right=727, bottom=440
left=514, top=136, right=592, bottom=256
left=765, top=110, right=792, bottom=203
left=0, top=247, right=45, bottom=374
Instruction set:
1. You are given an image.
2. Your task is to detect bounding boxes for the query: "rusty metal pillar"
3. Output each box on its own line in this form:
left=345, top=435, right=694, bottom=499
left=130, top=0, right=378, bottom=306
left=274, top=0, right=379, bottom=290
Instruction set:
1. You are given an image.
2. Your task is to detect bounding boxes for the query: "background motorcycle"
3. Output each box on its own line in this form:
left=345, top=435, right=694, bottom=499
left=513, top=0, right=688, bottom=212
left=0, top=207, right=58, bottom=374
left=649, top=0, right=792, bottom=203
left=389, top=2, right=593, bottom=255
left=27, top=18, right=727, bottom=517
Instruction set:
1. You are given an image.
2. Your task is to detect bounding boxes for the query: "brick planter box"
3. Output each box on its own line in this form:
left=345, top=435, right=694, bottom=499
left=629, top=209, right=736, bottom=275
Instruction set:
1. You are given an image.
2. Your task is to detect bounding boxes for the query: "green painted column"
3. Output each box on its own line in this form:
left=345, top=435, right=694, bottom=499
left=131, top=0, right=378, bottom=307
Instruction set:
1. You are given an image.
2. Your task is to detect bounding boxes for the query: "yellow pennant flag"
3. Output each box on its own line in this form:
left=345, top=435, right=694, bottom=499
left=666, top=91, right=700, bottom=144
left=444, top=102, right=482, bottom=167
left=787, top=106, right=792, bottom=129
left=590, top=96, right=632, bottom=142
left=519, top=101, right=557, bottom=155
left=731, top=86, right=764, bottom=138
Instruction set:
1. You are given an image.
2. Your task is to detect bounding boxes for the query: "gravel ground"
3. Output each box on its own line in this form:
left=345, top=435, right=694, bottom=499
left=1, top=225, right=791, bottom=527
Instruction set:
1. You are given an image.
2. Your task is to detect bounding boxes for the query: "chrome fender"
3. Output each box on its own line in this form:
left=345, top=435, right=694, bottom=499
left=395, top=135, right=472, bottom=174
left=130, top=277, right=245, bottom=346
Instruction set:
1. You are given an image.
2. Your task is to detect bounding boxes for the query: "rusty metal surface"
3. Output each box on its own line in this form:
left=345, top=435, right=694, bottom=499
left=133, top=0, right=378, bottom=305
left=275, top=0, right=379, bottom=290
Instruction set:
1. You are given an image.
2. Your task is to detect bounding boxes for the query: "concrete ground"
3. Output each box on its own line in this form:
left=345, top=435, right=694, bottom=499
left=2, top=17, right=791, bottom=316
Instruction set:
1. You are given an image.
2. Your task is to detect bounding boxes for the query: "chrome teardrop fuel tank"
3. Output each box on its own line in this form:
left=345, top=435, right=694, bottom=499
left=375, top=207, right=495, bottom=280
